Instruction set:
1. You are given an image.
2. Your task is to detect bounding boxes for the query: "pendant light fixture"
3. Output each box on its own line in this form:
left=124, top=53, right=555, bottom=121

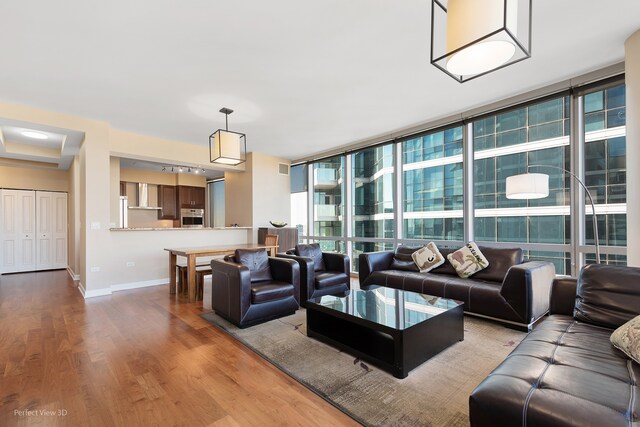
left=209, top=107, right=247, bottom=166
left=430, top=0, right=532, bottom=83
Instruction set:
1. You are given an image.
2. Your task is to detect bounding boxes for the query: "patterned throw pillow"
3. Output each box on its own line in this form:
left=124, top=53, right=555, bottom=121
left=610, top=314, right=640, bottom=365
left=446, top=242, right=489, bottom=278
left=411, top=242, right=445, bottom=273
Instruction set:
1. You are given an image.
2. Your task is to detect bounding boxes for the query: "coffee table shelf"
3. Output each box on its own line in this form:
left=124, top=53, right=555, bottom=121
left=306, top=286, right=464, bottom=379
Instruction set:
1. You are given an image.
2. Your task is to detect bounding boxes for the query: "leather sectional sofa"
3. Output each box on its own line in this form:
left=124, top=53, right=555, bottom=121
left=359, top=246, right=556, bottom=330
left=469, top=264, right=640, bottom=426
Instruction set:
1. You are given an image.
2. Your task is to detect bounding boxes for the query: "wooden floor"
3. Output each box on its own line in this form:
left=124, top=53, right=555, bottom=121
left=0, top=271, right=359, bottom=426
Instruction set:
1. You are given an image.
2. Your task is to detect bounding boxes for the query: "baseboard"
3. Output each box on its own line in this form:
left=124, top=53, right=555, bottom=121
left=83, top=287, right=112, bottom=298
left=110, top=278, right=167, bottom=292
left=67, top=266, right=80, bottom=281
left=77, top=281, right=86, bottom=297
left=81, top=278, right=169, bottom=299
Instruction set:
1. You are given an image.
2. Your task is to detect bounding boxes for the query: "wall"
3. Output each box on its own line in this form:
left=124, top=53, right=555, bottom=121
left=251, top=152, right=291, bottom=227
left=109, top=157, right=121, bottom=227
left=225, top=154, right=254, bottom=228
left=625, top=29, right=640, bottom=266
left=85, top=228, right=250, bottom=297
left=224, top=152, right=291, bottom=241
left=68, top=156, right=81, bottom=278
left=0, top=164, right=69, bottom=192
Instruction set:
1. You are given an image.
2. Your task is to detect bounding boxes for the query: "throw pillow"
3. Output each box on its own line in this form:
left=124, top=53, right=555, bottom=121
left=295, top=243, right=326, bottom=271
left=610, top=314, right=640, bottom=365
left=389, top=246, right=421, bottom=272
left=234, top=248, right=273, bottom=282
left=446, top=242, right=489, bottom=278
left=411, top=242, right=445, bottom=273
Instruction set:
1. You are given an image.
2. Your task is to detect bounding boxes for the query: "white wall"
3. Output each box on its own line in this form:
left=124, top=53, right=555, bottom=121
left=81, top=228, right=250, bottom=297
left=625, top=29, right=640, bottom=266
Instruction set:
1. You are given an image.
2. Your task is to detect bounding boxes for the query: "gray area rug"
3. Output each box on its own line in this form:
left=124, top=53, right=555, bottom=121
left=200, top=309, right=525, bottom=427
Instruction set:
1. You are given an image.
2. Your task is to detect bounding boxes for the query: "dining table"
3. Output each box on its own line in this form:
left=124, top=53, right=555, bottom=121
left=165, top=243, right=279, bottom=303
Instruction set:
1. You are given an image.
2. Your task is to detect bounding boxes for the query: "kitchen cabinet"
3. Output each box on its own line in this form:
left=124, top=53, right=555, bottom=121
left=177, top=186, right=205, bottom=209
left=158, top=185, right=177, bottom=219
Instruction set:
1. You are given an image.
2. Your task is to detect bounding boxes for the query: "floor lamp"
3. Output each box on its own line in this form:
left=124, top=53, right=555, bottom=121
left=505, top=165, right=601, bottom=264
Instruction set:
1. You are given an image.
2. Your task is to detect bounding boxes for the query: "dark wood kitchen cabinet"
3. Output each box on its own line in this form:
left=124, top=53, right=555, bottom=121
left=158, top=185, right=178, bottom=219
left=177, top=186, right=206, bottom=209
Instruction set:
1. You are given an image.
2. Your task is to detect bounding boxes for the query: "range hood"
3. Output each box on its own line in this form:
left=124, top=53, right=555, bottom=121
left=129, top=183, right=161, bottom=210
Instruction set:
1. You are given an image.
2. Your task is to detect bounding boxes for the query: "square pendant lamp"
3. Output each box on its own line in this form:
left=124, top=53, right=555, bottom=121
left=209, top=107, right=247, bottom=166
left=431, top=0, right=532, bottom=83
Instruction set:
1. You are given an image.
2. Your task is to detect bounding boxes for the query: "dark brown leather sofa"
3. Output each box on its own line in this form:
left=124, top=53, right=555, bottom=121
left=278, top=244, right=350, bottom=307
left=359, top=246, right=556, bottom=330
left=469, top=264, right=640, bottom=426
left=210, top=250, right=300, bottom=328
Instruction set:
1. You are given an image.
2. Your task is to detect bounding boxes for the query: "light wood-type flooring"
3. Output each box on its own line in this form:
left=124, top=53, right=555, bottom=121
left=0, top=270, right=359, bottom=426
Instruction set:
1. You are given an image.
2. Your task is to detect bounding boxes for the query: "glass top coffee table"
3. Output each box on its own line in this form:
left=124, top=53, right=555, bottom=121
left=306, top=286, right=464, bottom=379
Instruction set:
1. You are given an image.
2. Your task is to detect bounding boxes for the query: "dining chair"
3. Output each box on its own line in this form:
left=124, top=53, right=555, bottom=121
left=264, top=234, right=279, bottom=256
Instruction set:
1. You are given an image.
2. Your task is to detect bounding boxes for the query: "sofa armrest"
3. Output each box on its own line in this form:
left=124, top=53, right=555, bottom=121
left=358, top=251, right=394, bottom=285
left=210, top=259, right=252, bottom=323
left=323, top=252, right=350, bottom=274
left=500, top=261, right=556, bottom=325
left=549, top=276, right=577, bottom=316
left=269, top=257, right=300, bottom=304
left=276, top=253, right=312, bottom=301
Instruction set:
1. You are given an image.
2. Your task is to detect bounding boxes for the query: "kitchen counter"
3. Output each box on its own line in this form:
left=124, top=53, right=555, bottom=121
left=110, top=227, right=252, bottom=231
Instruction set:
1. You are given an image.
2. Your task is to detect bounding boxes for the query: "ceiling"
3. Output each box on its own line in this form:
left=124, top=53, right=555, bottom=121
left=120, top=158, right=224, bottom=180
left=0, top=119, right=83, bottom=169
left=0, top=1, right=638, bottom=163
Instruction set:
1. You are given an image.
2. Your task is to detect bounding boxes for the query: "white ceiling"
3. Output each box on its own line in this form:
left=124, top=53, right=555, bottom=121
left=0, top=1, right=638, bottom=163
left=0, top=119, right=83, bottom=169
left=120, top=158, right=224, bottom=180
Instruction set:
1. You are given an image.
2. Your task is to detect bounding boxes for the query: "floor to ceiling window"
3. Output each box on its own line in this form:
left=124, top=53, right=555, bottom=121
left=473, top=95, right=572, bottom=273
left=582, top=83, right=627, bottom=266
left=290, top=164, right=308, bottom=240
left=296, top=75, right=627, bottom=275
left=403, top=125, right=464, bottom=242
left=313, top=156, right=345, bottom=252
left=351, top=144, right=395, bottom=269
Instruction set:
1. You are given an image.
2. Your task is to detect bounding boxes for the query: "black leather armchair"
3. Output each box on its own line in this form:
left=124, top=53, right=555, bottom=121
left=278, top=243, right=350, bottom=307
left=211, top=249, right=300, bottom=328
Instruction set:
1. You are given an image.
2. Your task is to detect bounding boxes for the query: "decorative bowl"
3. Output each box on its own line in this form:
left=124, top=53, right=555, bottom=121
left=270, top=221, right=287, bottom=228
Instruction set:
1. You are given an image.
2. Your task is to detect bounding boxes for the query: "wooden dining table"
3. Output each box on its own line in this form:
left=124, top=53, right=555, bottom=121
left=165, top=243, right=279, bottom=303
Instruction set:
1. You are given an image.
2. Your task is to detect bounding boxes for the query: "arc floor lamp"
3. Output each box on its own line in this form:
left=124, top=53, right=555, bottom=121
left=505, top=165, right=601, bottom=264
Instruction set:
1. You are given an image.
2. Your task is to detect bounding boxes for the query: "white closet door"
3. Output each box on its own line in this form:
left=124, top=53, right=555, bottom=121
left=52, top=192, right=68, bottom=268
left=36, top=191, right=54, bottom=270
left=0, top=189, right=36, bottom=273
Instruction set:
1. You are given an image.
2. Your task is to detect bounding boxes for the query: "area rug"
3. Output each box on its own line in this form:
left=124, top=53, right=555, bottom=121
left=200, top=309, right=525, bottom=427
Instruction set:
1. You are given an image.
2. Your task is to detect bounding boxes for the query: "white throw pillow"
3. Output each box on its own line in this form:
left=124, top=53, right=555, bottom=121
left=447, top=242, right=489, bottom=278
left=610, top=314, right=640, bottom=365
left=411, top=242, right=445, bottom=273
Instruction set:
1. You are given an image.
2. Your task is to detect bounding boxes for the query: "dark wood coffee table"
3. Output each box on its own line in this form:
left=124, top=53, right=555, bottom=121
left=306, top=286, right=464, bottom=379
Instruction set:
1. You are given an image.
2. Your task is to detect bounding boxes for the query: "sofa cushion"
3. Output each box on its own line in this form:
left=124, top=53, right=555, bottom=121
left=235, top=248, right=273, bottom=282
left=251, top=281, right=294, bottom=304
left=295, top=243, right=326, bottom=271
left=429, top=247, right=458, bottom=276
left=447, top=242, right=489, bottom=278
left=411, top=242, right=445, bottom=273
left=472, top=246, right=524, bottom=282
left=315, top=271, right=349, bottom=289
left=610, top=314, right=640, bottom=365
left=470, top=315, right=640, bottom=427
left=574, top=264, right=640, bottom=329
left=389, top=246, right=420, bottom=272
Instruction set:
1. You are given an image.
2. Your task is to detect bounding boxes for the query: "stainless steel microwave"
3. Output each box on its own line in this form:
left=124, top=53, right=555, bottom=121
left=180, top=208, right=204, bottom=228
